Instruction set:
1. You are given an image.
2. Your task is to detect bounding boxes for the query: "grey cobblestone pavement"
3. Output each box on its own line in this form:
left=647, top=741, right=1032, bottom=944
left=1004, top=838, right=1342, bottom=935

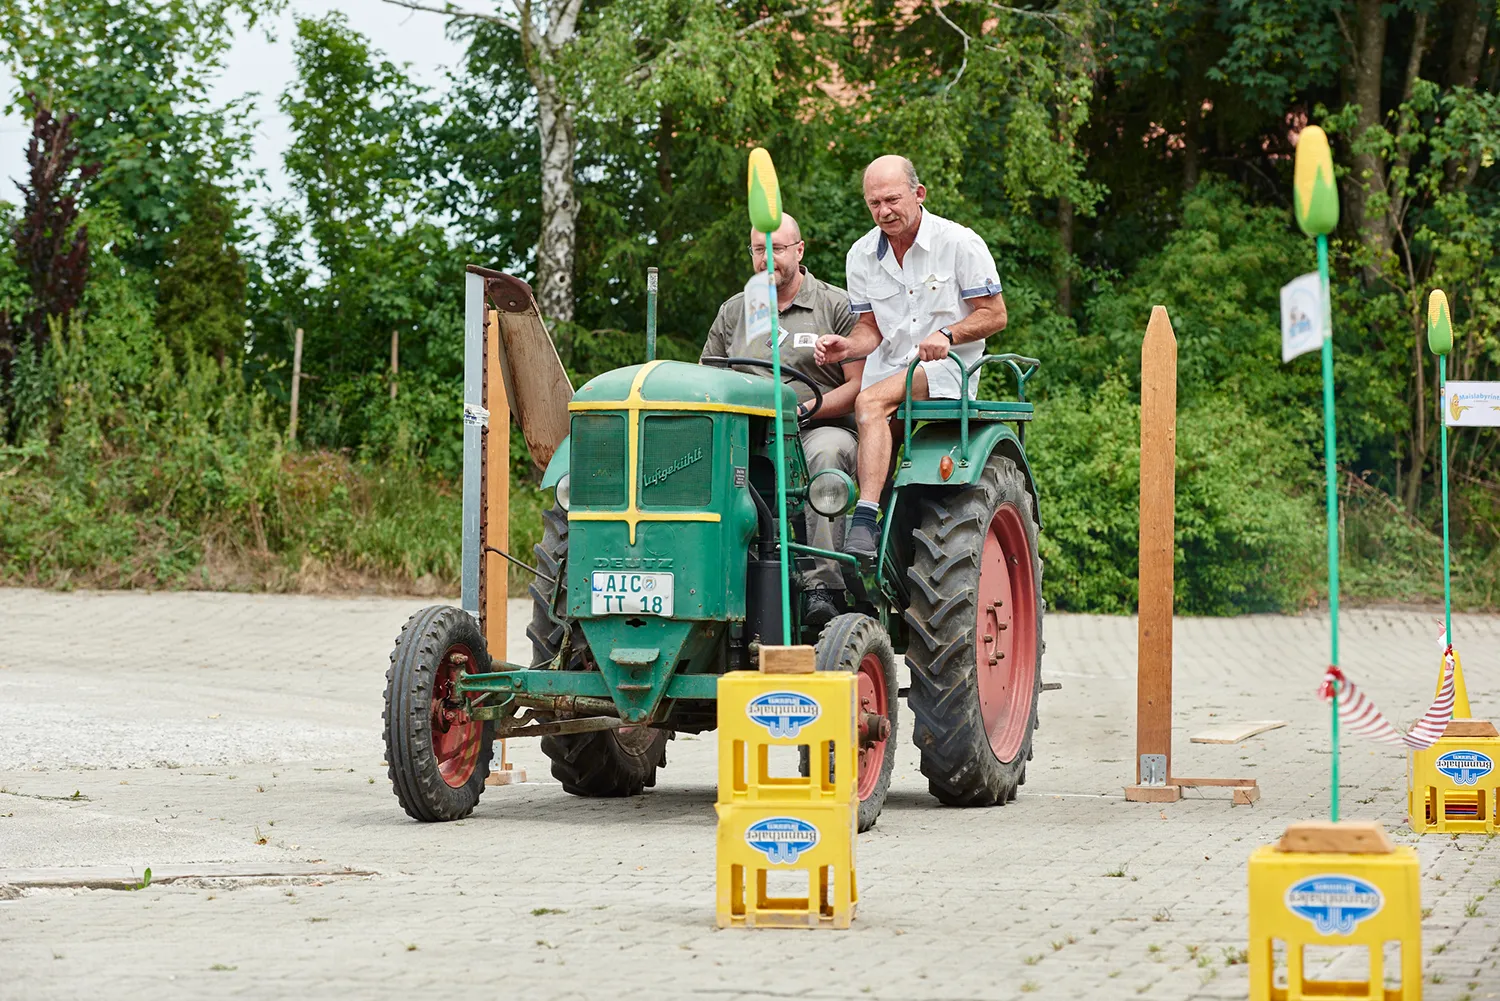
left=1, top=588, right=1498, bottom=1000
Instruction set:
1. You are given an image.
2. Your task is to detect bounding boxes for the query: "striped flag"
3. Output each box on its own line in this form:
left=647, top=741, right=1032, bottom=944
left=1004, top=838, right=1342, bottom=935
left=1318, top=650, right=1456, bottom=750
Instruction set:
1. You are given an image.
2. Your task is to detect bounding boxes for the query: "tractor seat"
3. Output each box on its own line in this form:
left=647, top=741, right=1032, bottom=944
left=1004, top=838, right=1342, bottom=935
left=894, top=399, right=1034, bottom=422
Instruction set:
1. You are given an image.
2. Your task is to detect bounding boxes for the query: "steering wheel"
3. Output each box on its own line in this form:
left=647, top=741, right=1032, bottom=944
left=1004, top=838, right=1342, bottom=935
left=700, top=356, right=825, bottom=422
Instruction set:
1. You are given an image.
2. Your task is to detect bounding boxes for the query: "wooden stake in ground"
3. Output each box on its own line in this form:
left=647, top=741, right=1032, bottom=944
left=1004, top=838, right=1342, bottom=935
left=288, top=327, right=303, bottom=445
left=482, top=307, right=523, bottom=787
left=390, top=328, right=399, bottom=400
left=1127, top=306, right=1178, bottom=800
left=1125, top=306, right=1259, bottom=805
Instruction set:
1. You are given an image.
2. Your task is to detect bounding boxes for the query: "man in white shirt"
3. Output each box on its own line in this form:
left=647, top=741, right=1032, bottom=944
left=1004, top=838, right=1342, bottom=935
left=814, top=155, right=1009, bottom=558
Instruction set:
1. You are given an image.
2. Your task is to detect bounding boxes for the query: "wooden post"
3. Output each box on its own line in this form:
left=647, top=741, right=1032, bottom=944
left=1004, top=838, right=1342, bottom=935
left=390, top=329, right=399, bottom=400
left=1125, top=306, right=1260, bottom=805
left=483, top=307, right=522, bottom=787
left=1127, top=306, right=1179, bottom=802
left=288, top=327, right=303, bottom=445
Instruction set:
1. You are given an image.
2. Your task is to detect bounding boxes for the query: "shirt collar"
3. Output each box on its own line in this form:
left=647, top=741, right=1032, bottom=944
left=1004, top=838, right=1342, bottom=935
left=789, top=267, right=818, bottom=308
left=874, top=208, right=928, bottom=262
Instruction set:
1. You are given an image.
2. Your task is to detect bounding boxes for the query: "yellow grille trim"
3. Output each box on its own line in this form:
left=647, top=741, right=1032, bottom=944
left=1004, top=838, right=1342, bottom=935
left=567, top=361, right=738, bottom=543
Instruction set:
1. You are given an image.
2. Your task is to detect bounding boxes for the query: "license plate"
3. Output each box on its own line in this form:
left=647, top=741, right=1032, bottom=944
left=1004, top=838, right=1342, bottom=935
left=591, top=572, right=674, bottom=616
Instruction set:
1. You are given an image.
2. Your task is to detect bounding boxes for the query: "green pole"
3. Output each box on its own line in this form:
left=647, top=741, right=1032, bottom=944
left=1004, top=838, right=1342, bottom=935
left=1441, top=353, right=1452, bottom=644
left=645, top=267, right=658, bottom=362
left=1295, top=124, right=1341, bottom=823
left=746, top=147, right=792, bottom=646
left=1317, top=233, right=1340, bottom=823
left=766, top=232, right=792, bottom=645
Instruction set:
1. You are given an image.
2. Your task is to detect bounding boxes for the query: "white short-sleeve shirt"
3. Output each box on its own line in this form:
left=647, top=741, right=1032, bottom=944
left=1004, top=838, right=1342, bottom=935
left=845, top=209, right=1003, bottom=398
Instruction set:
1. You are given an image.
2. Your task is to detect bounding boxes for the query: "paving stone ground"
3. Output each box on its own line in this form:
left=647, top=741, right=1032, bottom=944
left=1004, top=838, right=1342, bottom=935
left=1, top=588, right=1498, bottom=1000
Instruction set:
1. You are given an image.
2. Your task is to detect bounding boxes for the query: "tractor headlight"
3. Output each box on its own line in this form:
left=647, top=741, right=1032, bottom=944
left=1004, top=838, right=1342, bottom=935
left=555, top=473, right=571, bottom=511
left=807, top=468, right=857, bottom=518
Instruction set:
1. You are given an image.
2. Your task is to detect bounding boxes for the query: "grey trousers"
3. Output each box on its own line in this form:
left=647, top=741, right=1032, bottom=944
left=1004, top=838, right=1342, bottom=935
left=801, top=425, right=858, bottom=589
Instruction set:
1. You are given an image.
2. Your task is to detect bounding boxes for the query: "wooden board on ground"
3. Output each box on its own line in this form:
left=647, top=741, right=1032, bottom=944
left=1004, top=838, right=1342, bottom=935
left=1190, top=720, right=1288, bottom=744
left=1277, top=821, right=1393, bottom=854
left=466, top=266, right=573, bottom=470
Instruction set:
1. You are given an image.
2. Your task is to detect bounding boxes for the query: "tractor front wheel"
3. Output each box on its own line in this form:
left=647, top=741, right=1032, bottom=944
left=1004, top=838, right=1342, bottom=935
left=904, top=453, right=1043, bottom=807
left=384, top=605, right=495, bottom=822
left=799, top=613, right=899, bottom=832
left=529, top=504, right=669, bottom=797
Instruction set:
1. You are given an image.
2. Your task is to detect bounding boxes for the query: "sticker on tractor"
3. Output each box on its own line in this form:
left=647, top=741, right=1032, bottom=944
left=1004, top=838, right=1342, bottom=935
left=462, top=403, right=490, bottom=428
left=1285, top=875, right=1384, bottom=935
left=746, top=692, right=821, bottom=738
left=1436, top=750, right=1495, bottom=786
left=745, top=817, right=820, bottom=864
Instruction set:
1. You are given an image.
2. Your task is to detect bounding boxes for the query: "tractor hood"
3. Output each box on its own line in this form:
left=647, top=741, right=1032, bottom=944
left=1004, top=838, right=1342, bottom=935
left=571, top=360, right=797, bottom=415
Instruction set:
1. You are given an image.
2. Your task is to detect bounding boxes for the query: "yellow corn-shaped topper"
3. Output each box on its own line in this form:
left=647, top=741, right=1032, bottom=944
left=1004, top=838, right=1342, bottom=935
left=747, top=148, right=783, bottom=235
left=1293, top=125, right=1339, bottom=237
left=1428, top=289, right=1453, bottom=356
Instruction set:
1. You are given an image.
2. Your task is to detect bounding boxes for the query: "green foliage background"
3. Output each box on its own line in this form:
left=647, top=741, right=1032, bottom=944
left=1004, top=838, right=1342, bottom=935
left=2, top=0, right=1499, bottom=612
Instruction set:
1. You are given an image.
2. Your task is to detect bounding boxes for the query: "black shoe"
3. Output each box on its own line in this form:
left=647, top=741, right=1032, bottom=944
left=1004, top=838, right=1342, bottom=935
left=845, top=521, right=879, bottom=561
left=804, top=586, right=842, bottom=629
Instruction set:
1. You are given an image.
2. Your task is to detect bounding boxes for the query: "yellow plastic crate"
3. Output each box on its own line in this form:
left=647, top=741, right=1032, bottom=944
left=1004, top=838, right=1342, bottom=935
left=1407, top=736, right=1500, bottom=835
left=714, top=801, right=857, bottom=929
left=1248, top=842, right=1422, bottom=1000
left=715, top=670, right=858, bottom=806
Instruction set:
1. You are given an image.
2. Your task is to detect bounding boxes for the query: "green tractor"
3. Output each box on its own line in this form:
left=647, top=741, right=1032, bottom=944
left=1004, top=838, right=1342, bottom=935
left=384, top=271, right=1047, bottom=833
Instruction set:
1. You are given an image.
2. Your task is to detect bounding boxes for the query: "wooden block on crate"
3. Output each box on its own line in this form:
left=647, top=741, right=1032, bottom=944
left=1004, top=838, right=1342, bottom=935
left=1276, top=821, right=1393, bottom=855
left=759, top=645, right=816, bottom=675
left=1444, top=719, right=1500, bottom=738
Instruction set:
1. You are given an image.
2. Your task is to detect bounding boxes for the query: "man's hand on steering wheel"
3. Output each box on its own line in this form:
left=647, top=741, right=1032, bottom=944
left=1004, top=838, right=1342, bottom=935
left=699, top=356, right=825, bottom=422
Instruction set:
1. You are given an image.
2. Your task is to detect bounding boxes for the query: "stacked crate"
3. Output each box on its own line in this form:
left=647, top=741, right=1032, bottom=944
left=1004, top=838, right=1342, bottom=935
left=715, top=647, right=857, bottom=929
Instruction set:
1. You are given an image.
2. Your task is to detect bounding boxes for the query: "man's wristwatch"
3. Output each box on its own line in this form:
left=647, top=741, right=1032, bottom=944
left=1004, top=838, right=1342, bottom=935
left=939, top=326, right=955, bottom=343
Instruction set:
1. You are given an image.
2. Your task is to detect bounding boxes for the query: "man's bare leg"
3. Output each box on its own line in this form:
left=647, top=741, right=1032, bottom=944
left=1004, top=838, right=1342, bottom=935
left=845, top=368, right=928, bottom=558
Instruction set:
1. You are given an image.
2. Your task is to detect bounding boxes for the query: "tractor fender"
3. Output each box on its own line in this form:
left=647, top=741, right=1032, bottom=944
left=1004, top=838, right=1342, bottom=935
left=893, top=421, right=1041, bottom=528
left=541, top=436, right=570, bottom=490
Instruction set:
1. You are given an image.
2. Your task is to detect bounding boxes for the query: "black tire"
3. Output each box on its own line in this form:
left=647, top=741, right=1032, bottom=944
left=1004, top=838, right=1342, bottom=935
left=384, top=605, right=495, bottom=822
left=798, top=613, right=899, bottom=832
left=904, top=453, right=1043, bottom=807
left=528, top=504, right=669, bottom=797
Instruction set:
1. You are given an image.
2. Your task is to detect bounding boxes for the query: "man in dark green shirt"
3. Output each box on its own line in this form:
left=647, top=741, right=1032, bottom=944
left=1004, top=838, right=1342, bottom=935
left=701, top=213, right=864, bottom=627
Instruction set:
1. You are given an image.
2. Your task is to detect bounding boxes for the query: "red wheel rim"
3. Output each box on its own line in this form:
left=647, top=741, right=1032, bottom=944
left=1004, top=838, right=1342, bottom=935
left=856, top=651, right=890, bottom=801
left=975, top=504, right=1038, bottom=763
left=431, top=644, right=482, bottom=788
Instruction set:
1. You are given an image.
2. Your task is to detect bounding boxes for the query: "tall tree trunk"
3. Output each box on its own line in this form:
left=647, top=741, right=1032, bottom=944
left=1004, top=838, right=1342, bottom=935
left=1449, top=0, right=1488, bottom=88
left=1347, top=0, right=1391, bottom=273
left=534, top=79, right=577, bottom=326
left=512, top=0, right=584, bottom=327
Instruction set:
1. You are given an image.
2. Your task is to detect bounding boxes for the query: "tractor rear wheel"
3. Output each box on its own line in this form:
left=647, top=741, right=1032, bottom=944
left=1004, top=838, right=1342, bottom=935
left=529, top=504, right=669, bottom=797
left=799, top=613, right=898, bottom=832
left=904, top=453, right=1043, bottom=807
left=384, top=605, right=495, bottom=822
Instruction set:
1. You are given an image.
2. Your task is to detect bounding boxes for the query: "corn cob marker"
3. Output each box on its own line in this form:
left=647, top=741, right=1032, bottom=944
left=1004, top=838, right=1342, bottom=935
left=1293, top=125, right=1342, bottom=820
left=747, top=148, right=792, bottom=644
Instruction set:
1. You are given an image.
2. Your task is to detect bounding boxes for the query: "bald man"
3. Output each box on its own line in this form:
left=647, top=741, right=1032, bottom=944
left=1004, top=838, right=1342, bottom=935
left=815, top=155, right=1008, bottom=559
left=701, top=214, right=864, bottom=628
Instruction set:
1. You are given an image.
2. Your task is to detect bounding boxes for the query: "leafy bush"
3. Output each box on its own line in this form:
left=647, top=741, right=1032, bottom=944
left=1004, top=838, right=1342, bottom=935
left=1026, top=379, right=1321, bottom=614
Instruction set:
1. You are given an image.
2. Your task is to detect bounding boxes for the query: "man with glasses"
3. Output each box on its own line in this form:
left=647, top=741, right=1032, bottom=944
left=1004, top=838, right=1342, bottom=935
left=700, top=213, right=863, bottom=628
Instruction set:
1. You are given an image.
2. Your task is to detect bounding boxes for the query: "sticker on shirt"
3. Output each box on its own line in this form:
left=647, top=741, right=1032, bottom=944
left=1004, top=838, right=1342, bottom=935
left=792, top=332, right=818, bottom=349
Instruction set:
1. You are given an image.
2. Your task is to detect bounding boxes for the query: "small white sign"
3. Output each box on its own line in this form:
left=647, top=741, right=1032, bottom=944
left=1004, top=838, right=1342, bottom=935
left=1280, top=272, right=1326, bottom=363
left=743, top=272, right=774, bottom=345
left=462, top=403, right=490, bottom=428
left=1445, top=382, right=1500, bottom=427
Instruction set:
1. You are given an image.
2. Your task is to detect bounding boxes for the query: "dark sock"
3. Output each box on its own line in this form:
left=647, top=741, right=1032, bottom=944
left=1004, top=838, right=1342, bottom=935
left=851, top=501, right=879, bottom=531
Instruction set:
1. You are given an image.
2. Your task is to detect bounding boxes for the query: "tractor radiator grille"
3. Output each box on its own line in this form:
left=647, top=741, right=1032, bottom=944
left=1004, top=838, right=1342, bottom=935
left=570, top=414, right=627, bottom=507
left=640, top=415, right=713, bottom=507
